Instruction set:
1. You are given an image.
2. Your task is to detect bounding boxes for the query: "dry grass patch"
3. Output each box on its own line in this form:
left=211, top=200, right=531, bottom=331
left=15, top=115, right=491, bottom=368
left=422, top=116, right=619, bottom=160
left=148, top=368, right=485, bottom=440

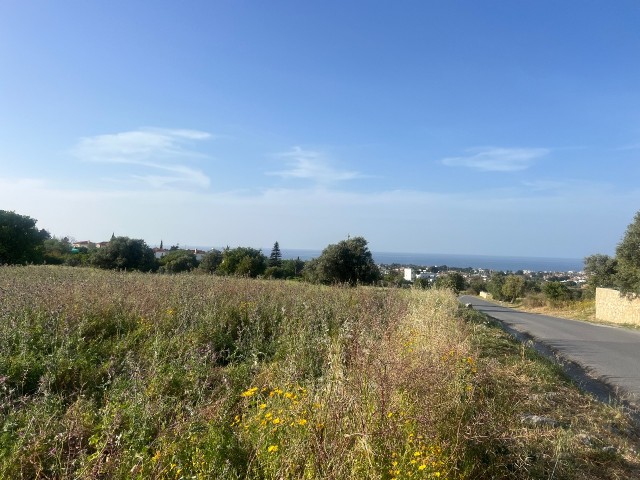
left=518, top=297, right=596, bottom=322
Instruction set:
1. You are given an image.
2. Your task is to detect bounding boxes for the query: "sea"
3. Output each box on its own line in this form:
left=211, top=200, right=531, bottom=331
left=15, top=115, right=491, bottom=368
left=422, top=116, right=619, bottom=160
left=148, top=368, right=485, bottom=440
left=191, top=246, right=583, bottom=273
left=274, top=249, right=584, bottom=273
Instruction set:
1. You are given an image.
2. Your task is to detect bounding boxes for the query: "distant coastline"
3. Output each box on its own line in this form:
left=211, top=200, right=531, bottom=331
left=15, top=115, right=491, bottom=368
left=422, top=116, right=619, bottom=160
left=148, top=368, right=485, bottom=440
left=189, top=246, right=584, bottom=272
left=301, top=250, right=582, bottom=272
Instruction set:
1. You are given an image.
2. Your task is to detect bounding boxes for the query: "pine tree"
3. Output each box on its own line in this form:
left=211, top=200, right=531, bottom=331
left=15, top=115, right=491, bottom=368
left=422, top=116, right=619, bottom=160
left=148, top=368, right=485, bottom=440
left=269, top=241, right=282, bottom=267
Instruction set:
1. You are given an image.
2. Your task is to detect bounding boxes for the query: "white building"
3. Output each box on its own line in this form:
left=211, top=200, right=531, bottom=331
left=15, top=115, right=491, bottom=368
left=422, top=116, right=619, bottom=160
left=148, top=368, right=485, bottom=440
left=404, top=268, right=415, bottom=282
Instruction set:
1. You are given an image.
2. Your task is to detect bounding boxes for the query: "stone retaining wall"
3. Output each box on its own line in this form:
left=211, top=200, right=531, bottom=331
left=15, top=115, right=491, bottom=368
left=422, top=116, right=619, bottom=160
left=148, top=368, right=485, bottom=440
left=595, top=287, right=640, bottom=326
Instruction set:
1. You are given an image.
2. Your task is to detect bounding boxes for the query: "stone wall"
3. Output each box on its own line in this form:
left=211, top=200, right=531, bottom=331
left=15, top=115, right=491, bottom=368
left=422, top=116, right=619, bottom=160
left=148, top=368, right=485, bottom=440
left=595, top=287, right=640, bottom=326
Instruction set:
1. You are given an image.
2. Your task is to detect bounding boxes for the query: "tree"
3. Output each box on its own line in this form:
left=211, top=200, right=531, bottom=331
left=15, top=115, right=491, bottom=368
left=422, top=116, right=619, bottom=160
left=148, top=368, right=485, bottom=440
left=91, top=236, right=156, bottom=272
left=383, top=268, right=406, bottom=288
left=584, top=254, right=618, bottom=293
left=269, top=241, right=282, bottom=268
left=216, top=247, right=267, bottom=277
left=486, top=272, right=507, bottom=300
left=303, top=236, right=380, bottom=285
left=0, top=210, right=50, bottom=264
left=43, top=236, right=73, bottom=265
left=502, top=275, right=525, bottom=303
left=199, top=249, right=223, bottom=273
left=543, top=281, right=570, bottom=304
left=434, top=272, right=466, bottom=294
left=468, top=276, right=487, bottom=295
left=280, top=257, right=305, bottom=279
left=158, top=249, right=198, bottom=273
left=615, top=210, right=640, bottom=296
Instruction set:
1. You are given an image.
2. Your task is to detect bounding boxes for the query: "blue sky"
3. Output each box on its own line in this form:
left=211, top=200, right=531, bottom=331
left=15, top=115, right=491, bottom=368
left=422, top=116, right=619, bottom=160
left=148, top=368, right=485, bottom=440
left=2, top=1, right=640, bottom=258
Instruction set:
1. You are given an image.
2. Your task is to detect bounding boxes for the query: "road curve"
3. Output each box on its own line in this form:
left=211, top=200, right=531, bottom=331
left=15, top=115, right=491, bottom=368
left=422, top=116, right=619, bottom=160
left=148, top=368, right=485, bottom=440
left=460, top=295, right=640, bottom=407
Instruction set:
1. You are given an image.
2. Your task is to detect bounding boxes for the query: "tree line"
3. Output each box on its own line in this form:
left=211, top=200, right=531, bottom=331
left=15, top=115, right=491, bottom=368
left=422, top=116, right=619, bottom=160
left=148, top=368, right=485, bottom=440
left=0, top=210, right=380, bottom=285
left=5, top=208, right=640, bottom=295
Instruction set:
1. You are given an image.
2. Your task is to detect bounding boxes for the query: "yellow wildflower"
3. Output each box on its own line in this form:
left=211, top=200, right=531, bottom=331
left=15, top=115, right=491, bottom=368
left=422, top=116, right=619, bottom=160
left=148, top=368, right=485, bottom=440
left=267, top=445, right=278, bottom=453
left=418, top=464, right=427, bottom=471
left=297, top=418, right=307, bottom=426
left=241, top=387, right=258, bottom=397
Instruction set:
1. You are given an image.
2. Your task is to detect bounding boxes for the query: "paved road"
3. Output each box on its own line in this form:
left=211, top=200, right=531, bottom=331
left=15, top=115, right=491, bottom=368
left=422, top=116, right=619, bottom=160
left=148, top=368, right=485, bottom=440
left=460, top=295, right=640, bottom=406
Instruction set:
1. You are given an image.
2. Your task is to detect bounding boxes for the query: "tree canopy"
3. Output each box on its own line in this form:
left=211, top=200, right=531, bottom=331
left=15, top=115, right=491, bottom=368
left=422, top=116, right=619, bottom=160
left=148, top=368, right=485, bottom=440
left=304, top=236, right=380, bottom=285
left=501, top=275, right=525, bottom=303
left=216, top=247, right=267, bottom=277
left=583, top=254, right=618, bottom=293
left=434, top=272, right=466, bottom=294
left=198, top=249, right=223, bottom=274
left=91, top=236, right=156, bottom=272
left=158, top=249, right=198, bottom=273
left=584, top=210, right=640, bottom=297
left=615, top=211, right=640, bottom=296
left=0, top=210, right=50, bottom=265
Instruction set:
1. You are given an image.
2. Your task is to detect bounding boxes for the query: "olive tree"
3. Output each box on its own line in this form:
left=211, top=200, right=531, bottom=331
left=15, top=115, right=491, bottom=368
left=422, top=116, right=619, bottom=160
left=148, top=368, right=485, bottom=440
left=216, top=247, right=266, bottom=277
left=615, top=211, right=640, bottom=296
left=501, top=275, right=525, bottom=303
left=91, top=236, right=156, bottom=272
left=434, top=272, right=466, bottom=294
left=303, top=236, right=380, bottom=285
left=583, top=253, right=618, bottom=294
left=199, top=249, right=223, bottom=273
left=158, top=249, right=198, bottom=273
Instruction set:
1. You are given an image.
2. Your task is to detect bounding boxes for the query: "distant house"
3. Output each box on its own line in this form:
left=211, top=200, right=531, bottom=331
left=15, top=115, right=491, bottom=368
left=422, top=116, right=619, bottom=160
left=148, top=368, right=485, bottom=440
left=192, top=249, right=207, bottom=261
left=153, top=248, right=169, bottom=260
left=416, top=272, right=436, bottom=282
left=72, top=241, right=95, bottom=249
left=95, top=241, right=110, bottom=249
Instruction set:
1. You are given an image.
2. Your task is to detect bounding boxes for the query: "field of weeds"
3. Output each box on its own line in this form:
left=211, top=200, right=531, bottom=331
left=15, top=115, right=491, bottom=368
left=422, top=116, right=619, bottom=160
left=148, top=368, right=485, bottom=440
left=0, top=266, right=638, bottom=479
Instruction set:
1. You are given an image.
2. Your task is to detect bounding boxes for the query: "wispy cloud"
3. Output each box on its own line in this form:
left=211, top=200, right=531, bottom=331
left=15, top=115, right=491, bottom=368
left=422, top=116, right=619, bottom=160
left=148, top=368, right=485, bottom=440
left=71, top=128, right=211, bottom=188
left=268, top=146, right=362, bottom=184
left=522, top=180, right=567, bottom=191
left=4, top=174, right=638, bottom=257
left=442, top=147, right=549, bottom=172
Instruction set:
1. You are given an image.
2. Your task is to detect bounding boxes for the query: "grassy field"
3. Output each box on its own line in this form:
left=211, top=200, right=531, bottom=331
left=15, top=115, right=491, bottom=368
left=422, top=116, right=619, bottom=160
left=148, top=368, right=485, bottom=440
left=0, top=266, right=639, bottom=479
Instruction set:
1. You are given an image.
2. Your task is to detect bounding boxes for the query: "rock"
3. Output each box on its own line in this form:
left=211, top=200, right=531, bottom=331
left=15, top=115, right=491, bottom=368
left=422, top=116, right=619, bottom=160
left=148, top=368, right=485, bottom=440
left=520, top=414, right=558, bottom=427
left=575, top=433, right=593, bottom=446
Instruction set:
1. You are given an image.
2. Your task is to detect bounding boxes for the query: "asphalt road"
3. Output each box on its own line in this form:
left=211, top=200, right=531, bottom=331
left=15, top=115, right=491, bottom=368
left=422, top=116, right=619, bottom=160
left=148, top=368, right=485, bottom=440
left=460, top=295, right=640, bottom=407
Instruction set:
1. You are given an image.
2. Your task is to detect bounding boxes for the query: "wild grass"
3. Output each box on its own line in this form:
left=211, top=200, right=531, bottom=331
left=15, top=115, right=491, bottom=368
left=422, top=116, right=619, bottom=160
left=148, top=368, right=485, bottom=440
left=0, top=266, right=638, bottom=479
left=519, top=295, right=597, bottom=322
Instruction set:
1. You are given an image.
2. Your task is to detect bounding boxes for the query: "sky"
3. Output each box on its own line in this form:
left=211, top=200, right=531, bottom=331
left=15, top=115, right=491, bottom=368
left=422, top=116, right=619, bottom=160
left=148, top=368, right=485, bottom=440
left=2, top=1, right=640, bottom=258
